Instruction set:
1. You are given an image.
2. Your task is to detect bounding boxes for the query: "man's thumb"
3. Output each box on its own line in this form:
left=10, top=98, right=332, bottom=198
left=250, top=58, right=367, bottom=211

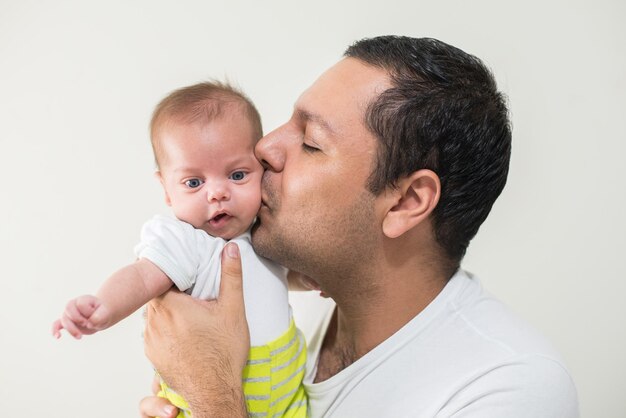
left=219, top=243, right=244, bottom=306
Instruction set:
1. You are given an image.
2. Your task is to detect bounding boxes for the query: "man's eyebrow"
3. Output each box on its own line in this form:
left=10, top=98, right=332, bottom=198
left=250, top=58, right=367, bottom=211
left=295, top=108, right=338, bottom=137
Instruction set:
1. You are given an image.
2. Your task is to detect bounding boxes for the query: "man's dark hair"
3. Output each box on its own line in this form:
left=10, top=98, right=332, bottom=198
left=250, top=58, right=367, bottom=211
left=345, top=36, right=512, bottom=268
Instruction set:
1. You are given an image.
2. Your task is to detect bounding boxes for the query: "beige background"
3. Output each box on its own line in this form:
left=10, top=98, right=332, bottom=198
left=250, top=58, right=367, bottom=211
left=1, top=0, right=624, bottom=416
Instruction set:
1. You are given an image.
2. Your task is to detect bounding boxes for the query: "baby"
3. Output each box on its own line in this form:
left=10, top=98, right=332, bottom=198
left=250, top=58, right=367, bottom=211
left=52, top=82, right=307, bottom=417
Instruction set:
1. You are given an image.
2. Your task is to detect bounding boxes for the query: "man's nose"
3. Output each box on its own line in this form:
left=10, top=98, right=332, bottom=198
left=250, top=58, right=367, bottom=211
left=255, top=127, right=286, bottom=172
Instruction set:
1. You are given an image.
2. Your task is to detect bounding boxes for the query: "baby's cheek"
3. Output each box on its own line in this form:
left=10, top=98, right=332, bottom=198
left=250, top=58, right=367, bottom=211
left=171, top=207, right=200, bottom=228
left=241, top=187, right=262, bottom=220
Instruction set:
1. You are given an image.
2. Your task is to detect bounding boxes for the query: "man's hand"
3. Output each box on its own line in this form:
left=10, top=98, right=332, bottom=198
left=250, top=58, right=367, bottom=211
left=143, top=243, right=250, bottom=418
left=139, top=375, right=178, bottom=418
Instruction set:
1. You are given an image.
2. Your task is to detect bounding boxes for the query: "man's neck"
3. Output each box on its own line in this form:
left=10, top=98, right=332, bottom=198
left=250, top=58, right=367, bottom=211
left=313, top=262, right=450, bottom=383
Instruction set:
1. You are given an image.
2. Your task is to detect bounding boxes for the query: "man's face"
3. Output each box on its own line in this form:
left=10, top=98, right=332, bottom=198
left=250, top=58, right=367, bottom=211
left=252, top=58, right=391, bottom=285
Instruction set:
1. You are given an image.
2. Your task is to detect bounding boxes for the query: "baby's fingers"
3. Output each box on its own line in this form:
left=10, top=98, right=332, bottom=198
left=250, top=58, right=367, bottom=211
left=75, top=295, right=101, bottom=319
left=60, top=314, right=84, bottom=339
left=64, top=299, right=90, bottom=327
left=84, top=304, right=112, bottom=330
left=51, top=319, right=63, bottom=339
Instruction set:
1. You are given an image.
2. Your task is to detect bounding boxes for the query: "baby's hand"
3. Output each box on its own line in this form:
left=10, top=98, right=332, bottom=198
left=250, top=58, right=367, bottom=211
left=51, top=295, right=112, bottom=339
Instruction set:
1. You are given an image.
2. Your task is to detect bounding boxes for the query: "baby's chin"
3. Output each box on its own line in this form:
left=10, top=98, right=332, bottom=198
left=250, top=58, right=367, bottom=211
left=217, top=231, right=240, bottom=240
left=197, top=223, right=250, bottom=241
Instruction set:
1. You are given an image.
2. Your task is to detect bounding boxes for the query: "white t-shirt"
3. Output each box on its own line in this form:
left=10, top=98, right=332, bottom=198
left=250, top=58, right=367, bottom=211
left=134, top=215, right=290, bottom=346
left=301, top=270, right=579, bottom=417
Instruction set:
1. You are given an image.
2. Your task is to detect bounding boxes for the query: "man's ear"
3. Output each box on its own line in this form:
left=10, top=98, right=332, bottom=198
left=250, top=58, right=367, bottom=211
left=154, top=171, right=172, bottom=206
left=382, top=169, right=441, bottom=239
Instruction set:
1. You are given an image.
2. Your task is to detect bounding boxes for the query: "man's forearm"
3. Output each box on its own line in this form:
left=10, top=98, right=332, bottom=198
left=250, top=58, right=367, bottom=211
left=189, top=389, right=247, bottom=418
left=186, top=369, right=248, bottom=417
left=144, top=245, right=251, bottom=418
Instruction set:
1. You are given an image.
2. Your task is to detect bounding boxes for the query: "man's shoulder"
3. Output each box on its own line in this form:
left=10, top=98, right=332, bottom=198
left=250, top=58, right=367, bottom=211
left=447, top=270, right=565, bottom=362
left=298, top=271, right=579, bottom=417
left=399, top=270, right=579, bottom=416
left=433, top=352, right=579, bottom=417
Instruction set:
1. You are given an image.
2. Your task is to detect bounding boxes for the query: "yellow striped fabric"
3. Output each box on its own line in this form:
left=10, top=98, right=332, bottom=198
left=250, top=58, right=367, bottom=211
left=158, top=320, right=308, bottom=418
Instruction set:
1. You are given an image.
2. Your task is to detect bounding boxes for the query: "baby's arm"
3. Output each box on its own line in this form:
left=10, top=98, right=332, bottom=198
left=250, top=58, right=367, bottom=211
left=52, top=259, right=172, bottom=339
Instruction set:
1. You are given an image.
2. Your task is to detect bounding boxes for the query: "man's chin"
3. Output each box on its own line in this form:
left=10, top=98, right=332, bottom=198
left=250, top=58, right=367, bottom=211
left=250, top=221, right=268, bottom=253
left=250, top=217, right=266, bottom=240
left=251, top=217, right=261, bottom=233
left=251, top=225, right=288, bottom=266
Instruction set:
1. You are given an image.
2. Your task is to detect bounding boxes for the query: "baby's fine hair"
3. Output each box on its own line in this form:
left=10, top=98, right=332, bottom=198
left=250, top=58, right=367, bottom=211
left=150, top=81, right=262, bottom=168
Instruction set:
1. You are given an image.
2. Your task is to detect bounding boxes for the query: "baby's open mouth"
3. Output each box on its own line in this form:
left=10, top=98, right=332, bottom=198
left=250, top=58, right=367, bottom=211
left=212, top=213, right=228, bottom=222
left=209, top=212, right=232, bottom=227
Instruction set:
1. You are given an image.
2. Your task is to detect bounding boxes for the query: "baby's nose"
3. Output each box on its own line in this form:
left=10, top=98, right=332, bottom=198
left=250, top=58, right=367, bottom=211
left=207, top=184, right=229, bottom=202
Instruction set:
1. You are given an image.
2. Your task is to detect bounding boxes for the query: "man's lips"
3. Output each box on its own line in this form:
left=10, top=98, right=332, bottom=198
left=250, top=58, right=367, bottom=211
left=260, top=197, right=271, bottom=212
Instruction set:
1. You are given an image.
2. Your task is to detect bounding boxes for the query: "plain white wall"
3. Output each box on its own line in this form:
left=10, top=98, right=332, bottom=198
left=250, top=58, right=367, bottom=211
left=1, top=0, right=624, bottom=416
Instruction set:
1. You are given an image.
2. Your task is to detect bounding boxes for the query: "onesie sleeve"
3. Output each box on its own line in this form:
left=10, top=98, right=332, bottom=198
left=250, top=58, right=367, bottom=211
left=134, top=215, right=219, bottom=292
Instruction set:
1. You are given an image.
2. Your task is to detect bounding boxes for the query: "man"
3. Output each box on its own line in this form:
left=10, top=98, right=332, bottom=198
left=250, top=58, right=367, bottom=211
left=141, top=36, right=579, bottom=417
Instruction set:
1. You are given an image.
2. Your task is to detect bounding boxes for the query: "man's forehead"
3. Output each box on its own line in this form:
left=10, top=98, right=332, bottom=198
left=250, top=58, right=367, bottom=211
left=295, top=58, right=390, bottom=117
left=293, top=107, right=339, bottom=136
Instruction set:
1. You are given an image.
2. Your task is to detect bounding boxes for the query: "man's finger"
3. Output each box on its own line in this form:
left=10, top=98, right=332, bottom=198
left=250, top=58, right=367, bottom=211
left=151, top=373, right=161, bottom=395
left=148, top=288, right=183, bottom=317
left=219, top=243, right=244, bottom=309
left=138, top=395, right=178, bottom=418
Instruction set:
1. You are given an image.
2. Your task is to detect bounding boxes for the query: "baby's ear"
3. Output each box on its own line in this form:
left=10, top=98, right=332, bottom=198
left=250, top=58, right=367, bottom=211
left=154, top=171, right=171, bottom=206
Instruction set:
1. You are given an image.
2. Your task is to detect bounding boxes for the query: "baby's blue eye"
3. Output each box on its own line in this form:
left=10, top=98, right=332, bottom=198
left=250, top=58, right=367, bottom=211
left=230, top=171, right=246, bottom=181
left=185, top=178, right=204, bottom=188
